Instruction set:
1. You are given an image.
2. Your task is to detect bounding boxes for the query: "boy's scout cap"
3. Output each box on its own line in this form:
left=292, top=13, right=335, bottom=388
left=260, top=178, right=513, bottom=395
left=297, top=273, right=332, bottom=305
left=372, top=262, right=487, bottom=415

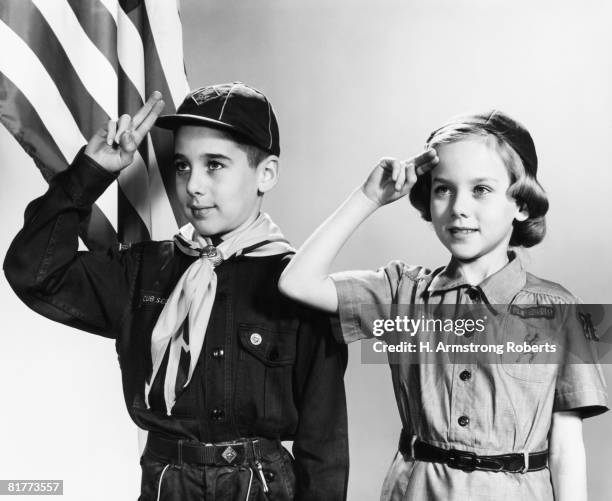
left=427, top=110, right=538, bottom=176
left=156, top=82, right=280, bottom=156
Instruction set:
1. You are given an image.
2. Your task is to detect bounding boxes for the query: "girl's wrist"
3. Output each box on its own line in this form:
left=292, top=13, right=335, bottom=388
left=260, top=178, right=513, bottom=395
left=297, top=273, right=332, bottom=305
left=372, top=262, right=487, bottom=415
left=358, top=186, right=383, bottom=209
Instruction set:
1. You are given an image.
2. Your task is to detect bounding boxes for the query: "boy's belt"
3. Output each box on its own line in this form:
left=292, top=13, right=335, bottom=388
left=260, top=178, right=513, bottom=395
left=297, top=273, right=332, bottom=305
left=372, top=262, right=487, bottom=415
left=145, top=433, right=281, bottom=466
left=399, top=431, right=548, bottom=473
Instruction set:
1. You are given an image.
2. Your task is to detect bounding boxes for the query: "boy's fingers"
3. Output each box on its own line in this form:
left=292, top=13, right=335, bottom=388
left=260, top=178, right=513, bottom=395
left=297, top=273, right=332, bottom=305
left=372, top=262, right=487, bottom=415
left=132, top=91, right=163, bottom=129
left=132, top=99, right=165, bottom=145
left=114, top=114, right=132, bottom=144
left=106, top=120, right=117, bottom=146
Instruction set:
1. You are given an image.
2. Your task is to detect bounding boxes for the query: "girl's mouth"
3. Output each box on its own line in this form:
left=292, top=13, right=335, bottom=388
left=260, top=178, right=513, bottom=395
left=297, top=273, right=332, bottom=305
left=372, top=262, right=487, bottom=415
left=448, top=227, right=478, bottom=235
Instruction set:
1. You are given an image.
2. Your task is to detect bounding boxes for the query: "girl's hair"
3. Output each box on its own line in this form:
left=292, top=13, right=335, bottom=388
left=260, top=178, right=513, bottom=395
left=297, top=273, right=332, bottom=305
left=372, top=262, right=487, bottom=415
left=409, top=113, right=549, bottom=247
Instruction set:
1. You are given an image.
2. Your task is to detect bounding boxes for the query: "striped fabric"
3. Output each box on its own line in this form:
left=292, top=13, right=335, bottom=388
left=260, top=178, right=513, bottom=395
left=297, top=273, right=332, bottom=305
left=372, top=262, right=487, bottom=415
left=0, top=0, right=189, bottom=248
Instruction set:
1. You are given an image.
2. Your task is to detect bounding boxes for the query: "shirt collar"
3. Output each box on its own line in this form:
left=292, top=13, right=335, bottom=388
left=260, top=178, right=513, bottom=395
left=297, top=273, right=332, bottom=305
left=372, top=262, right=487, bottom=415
left=428, top=251, right=526, bottom=305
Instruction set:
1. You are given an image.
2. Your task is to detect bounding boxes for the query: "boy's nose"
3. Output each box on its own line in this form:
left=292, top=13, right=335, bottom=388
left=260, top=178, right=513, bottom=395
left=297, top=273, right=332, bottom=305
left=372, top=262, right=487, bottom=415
left=185, top=170, right=208, bottom=197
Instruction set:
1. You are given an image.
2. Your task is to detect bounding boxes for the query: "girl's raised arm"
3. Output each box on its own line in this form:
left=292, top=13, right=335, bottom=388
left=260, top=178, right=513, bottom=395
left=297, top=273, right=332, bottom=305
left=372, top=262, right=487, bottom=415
left=278, top=151, right=437, bottom=313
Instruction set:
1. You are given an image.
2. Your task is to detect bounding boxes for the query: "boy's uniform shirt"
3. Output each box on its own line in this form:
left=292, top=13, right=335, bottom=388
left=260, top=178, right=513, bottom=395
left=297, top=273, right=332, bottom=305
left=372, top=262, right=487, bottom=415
left=4, top=151, right=349, bottom=501
left=331, top=255, right=608, bottom=501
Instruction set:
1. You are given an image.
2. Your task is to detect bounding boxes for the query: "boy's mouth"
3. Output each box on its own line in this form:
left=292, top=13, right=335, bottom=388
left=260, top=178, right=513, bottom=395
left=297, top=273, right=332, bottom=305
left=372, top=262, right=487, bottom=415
left=188, top=204, right=215, bottom=218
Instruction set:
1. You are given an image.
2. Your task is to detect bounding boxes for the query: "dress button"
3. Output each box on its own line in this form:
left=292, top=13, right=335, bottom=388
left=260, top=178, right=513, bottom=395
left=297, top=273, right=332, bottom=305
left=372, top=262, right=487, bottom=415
left=459, top=370, right=472, bottom=381
left=212, top=348, right=225, bottom=359
left=458, top=415, right=470, bottom=427
left=211, top=408, right=224, bottom=421
left=250, top=333, right=262, bottom=346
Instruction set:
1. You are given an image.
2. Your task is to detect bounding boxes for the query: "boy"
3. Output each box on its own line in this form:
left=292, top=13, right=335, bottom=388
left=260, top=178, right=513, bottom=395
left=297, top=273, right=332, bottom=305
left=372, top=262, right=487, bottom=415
left=4, top=82, right=349, bottom=500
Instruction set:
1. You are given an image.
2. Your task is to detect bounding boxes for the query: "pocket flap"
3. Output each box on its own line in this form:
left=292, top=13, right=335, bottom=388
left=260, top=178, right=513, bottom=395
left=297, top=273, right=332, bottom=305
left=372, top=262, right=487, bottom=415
left=238, top=324, right=296, bottom=366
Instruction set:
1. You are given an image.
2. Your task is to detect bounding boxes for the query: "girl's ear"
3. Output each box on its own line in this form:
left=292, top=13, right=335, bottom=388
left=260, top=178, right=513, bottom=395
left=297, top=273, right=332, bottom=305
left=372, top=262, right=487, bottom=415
left=515, top=202, right=529, bottom=222
left=256, top=156, right=279, bottom=195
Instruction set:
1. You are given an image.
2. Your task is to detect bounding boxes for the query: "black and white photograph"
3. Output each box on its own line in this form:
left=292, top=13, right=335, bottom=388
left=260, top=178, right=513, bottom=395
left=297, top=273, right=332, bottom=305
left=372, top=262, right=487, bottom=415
left=0, top=1, right=611, bottom=500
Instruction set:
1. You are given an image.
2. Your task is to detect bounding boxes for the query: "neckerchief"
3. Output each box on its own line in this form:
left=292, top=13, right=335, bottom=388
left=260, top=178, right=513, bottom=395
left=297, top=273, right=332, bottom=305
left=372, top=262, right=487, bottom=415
left=144, top=213, right=294, bottom=415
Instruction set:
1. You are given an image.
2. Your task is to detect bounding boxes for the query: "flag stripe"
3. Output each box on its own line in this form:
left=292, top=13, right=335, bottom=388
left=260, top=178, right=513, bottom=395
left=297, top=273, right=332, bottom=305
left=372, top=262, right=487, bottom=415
left=0, top=74, right=118, bottom=248
left=32, top=0, right=118, bottom=119
left=118, top=182, right=150, bottom=244
left=0, top=1, right=107, bottom=140
left=66, top=0, right=118, bottom=69
left=0, top=19, right=86, bottom=162
left=118, top=6, right=146, bottom=101
left=144, top=0, right=189, bottom=109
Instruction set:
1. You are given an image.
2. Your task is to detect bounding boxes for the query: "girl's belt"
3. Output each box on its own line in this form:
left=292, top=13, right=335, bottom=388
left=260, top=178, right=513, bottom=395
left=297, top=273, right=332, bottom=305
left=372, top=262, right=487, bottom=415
left=399, top=431, right=548, bottom=473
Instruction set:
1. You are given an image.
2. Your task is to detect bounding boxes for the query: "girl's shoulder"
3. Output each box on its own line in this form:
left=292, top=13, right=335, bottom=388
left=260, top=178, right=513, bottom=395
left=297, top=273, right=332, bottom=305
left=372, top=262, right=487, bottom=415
left=520, top=271, right=579, bottom=304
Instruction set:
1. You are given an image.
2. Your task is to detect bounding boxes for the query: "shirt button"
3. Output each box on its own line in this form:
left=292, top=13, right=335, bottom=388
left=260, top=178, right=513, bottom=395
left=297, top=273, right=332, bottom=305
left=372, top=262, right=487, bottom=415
left=250, top=333, right=262, bottom=346
left=459, top=370, right=472, bottom=381
left=458, top=415, right=470, bottom=427
left=211, top=408, right=224, bottom=421
left=212, top=348, right=225, bottom=359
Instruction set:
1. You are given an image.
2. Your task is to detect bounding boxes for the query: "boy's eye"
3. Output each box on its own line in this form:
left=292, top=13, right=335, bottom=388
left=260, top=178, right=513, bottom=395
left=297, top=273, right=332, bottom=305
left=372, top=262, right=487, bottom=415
left=174, top=161, right=190, bottom=173
left=208, top=161, right=224, bottom=171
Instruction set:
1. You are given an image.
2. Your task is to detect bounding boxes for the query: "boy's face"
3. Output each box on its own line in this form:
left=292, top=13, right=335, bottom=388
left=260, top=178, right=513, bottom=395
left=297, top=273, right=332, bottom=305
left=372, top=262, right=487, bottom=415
left=429, top=139, right=526, bottom=264
left=173, top=125, right=265, bottom=237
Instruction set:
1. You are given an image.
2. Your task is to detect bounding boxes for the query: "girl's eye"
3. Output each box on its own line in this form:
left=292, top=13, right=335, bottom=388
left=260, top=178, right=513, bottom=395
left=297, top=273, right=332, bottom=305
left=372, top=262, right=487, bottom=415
left=433, top=185, right=450, bottom=196
left=473, top=185, right=491, bottom=196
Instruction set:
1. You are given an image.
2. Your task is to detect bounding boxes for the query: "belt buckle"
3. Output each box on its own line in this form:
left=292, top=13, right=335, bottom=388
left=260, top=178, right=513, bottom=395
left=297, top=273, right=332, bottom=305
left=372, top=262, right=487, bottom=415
left=447, top=449, right=478, bottom=472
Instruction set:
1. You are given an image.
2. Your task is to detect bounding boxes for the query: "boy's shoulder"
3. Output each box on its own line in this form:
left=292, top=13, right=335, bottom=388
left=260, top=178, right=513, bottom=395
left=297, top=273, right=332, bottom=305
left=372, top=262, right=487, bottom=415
left=521, top=271, right=579, bottom=303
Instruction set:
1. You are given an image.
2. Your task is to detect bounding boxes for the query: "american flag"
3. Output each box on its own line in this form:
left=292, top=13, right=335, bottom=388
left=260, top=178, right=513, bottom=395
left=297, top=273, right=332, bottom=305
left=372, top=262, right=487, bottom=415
left=0, top=0, right=189, bottom=248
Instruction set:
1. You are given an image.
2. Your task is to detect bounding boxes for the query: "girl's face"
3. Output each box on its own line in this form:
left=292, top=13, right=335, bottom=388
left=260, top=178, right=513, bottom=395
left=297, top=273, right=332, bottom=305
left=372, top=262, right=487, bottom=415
left=429, top=139, right=528, bottom=265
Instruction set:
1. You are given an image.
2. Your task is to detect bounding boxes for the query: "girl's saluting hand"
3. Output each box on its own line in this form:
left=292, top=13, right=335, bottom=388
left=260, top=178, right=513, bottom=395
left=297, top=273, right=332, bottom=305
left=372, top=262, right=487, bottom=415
left=362, top=149, right=438, bottom=206
left=85, top=91, right=165, bottom=173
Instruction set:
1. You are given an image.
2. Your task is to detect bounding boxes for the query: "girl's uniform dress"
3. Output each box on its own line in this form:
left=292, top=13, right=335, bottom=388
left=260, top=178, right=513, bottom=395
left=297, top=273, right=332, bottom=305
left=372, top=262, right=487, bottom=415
left=331, top=253, right=608, bottom=501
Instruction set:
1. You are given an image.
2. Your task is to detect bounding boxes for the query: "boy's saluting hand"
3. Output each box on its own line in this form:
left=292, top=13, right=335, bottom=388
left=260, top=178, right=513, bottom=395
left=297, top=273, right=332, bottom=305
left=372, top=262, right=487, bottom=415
left=85, top=92, right=165, bottom=173
left=362, top=149, right=438, bottom=206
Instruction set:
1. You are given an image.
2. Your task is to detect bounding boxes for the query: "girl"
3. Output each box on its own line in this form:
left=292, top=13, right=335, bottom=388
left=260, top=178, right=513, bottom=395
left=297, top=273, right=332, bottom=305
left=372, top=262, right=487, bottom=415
left=278, top=110, right=608, bottom=501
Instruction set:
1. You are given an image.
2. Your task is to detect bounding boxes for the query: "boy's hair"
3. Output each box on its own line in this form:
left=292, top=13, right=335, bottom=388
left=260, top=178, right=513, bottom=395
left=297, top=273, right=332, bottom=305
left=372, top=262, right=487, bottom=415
left=409, top=115, right=549, bottom=248
left=225, top=129, right=271, bottom=168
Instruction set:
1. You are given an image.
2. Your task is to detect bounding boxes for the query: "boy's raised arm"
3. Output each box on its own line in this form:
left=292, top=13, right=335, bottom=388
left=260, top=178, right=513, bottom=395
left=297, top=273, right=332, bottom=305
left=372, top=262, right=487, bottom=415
left=278, top=151, right=437, bottom=313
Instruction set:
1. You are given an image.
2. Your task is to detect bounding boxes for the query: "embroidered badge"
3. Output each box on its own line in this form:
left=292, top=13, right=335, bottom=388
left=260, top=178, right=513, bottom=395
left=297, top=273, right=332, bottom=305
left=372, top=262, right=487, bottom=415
left=191, top=87, right=218, bottom=105
left=222, top=446, right=238, bottom=464
left=140, top=293, right=168, bottom=306
left=509, top=305, right=555, bottom=319
left=577, top=310, right=598, bottom=341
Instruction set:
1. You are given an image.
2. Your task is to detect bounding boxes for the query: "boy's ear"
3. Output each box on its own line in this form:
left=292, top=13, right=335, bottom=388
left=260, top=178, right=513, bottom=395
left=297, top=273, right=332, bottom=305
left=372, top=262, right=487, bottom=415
left=515, top=202, right=529, bottom=222
left=256, top=156, right=279, bottom=194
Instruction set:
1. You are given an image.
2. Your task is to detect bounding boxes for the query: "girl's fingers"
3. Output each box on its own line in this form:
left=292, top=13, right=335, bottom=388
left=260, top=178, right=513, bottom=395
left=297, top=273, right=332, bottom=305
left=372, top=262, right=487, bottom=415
left=395, top=160, right=407, bottom=191
left=406, top=160, right=418, bottom=187
left=114, top=114, right=132, bottom=144
left=106, top=119, right=117, bottom=146
left=416, top=157, right=439, bottom=176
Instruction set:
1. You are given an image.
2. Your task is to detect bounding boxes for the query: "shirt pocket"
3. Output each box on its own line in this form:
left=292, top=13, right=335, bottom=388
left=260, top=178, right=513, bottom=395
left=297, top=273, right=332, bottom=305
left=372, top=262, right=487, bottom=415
left=500, top=314, right=559, bottom=384
left=235, top=323, right=297, bottom=423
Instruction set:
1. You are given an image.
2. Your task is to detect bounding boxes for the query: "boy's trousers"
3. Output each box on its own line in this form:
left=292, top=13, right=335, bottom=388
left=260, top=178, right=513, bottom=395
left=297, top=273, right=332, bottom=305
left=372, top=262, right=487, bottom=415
left=139, top=438, right=295, bottom=501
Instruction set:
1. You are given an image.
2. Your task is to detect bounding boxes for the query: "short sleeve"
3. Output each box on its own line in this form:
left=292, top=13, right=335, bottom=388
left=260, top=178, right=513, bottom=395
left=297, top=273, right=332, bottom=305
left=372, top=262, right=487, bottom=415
left=553, top=304, right=609, bottom=418
left=330, top=261, right=408, bottom=344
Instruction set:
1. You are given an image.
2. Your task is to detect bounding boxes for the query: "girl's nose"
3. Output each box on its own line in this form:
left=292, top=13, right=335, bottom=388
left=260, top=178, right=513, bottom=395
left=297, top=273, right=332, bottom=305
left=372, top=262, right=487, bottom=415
left=450, top=191, right=472, bottom=218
